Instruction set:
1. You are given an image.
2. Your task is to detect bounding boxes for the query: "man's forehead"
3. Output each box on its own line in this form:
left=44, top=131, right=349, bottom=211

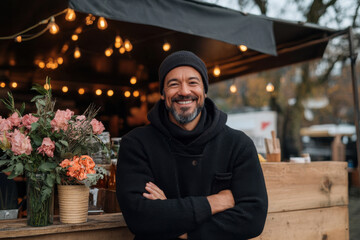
left=165, top=66, right=202, bottom=80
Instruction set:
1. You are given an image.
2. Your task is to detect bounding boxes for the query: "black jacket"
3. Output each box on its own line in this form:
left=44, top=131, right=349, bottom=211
left=116, top=99, right=268, bottom=240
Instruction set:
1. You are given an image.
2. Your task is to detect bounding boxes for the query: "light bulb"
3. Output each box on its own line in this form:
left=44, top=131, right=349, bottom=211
left=61, top=44, right=69, bottom=53
left=85, top=14, right=95, bottom=25
left=230, top=84, right=237, bottom=93
left=57, top=57, right=63, bottom=65
left=62, top=86, right=68, bottom=93
left=97, top=17, right=108, bottom=30
left=266, top=83, right=275, bottom=92
left=95, top=89, right=102, bottom=95
left=107, top=90, right=114, bottom=97
left=15, top=36, right=22, bottom=43
left=48, top=18, right=59, bottom=34
left=114, top=42, right=121, bottom=48
left=38, top=61, right=45, bottom=69
left=105, top=48, right=113, bottom=57
left=75, top=27, right=82, bottom=34
left=238, top=45, right=248, bottom=52
left=74, top=47, right=81, bottom=59
left=71, top=34, right=78, bottom=41
left=130, top=76, right=137, bottom=85
left=11, top=82, right=17, bottom=88
left=119, top=47, right=126, bottom=54
left=65, top=9, right=76, bottom=21
left=0, top=82, right=6, bottom=88
left=124, top=39, right=133, bottom=52
left=163, top=42, right=171, bottom=51
left=115, top=35, right=122, bottom=48
left=133, top=90, right=140, bottom=97
left=213, top=66, right=221, bottom=77
left=44, top=83, right=51, bottom=90
left=78, top=88, right=85, bottom=95
left=46, top=62, right=52, bottom=68
left=124, top=91, right=131, bottom=98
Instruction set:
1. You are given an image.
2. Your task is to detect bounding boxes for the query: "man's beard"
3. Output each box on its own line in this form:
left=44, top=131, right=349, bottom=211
left=165, top=95, right=204, bottom=124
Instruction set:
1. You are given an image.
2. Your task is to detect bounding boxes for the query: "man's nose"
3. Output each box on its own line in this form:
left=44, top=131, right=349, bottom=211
left=178, top=83, right=191, bottom=95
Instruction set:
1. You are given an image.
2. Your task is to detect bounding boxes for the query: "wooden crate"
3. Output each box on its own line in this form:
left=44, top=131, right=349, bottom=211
left=252, top=161, right=349, bottom=240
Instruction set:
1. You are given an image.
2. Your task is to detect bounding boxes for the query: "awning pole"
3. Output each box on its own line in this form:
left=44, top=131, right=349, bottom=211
left=348, top=26, right=360, bottom=185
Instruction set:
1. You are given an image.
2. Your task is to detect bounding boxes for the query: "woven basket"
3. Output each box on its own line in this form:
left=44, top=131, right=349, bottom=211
left=58, top=185, right=90, bottom=224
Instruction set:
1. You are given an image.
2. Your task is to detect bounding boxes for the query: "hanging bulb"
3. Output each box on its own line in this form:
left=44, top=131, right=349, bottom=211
left=229, top=84, right=237, bottom=93
left=78, top=88, right=85, bottom=95
left=213, top=65, right=221, bottom=77
left=62, top=86, right=68, bottom=93
left=0, top=82, right=5, bottom=88
left=38, top=61, right=45, bottom=69
left=97, top=17, right=108, bottom=30
left=11, top=82, right=17, bottom=88
left=266, top=83, right=275, bottom=92
left=130, top=76, right=137, bottom=85
left=61, top=44, right=69, bottom=53
left=105, top=47, right=113, bottom=57
left=44, top=83, right=51, bottom=90
left=65, top=8, right=76, bottom=21
left=15, top=36, right=22, bottom=43
left=107, top=90, right=114, bottom=97
left=74, top=47, right=81, bottom=59
left=48, top=17, right=59, bottom=34
left=119, top=47, right=126, bottom=54
left=133, top=90, right=140, bottom=97
left=57, top=57, right=63, bottom=65
left=124, top=39, right=133, bottom=52
left=238, top=45, right=248, bottom=52
left=162, top=42, right=171, bottom=52
left=71, top=34, right=78, bottom=41
left=75, top=27, right=82, bottom=34
left=85, top=14, right=95, bottom=25
left=124, top=91, right=131, bottom=98
left=115, top=35, right=123, bottom=48
left=95, top=89, right=102, bottom=96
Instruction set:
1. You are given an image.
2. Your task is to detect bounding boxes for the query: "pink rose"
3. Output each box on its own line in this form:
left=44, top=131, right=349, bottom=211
left=0, top=117, right=12, bottom=132
left=7, top=112, right=21, bottom=128
left=90, top=119, right=105, bottom=135
left=10, top=129, right=32, bottom=155
left=21, top=114, right=39, bottom=130
left=74, top=115, right=86, bottom=129
left=37, top=137, right=55, bottom=158
left=50, top=109, right=74, bottom=132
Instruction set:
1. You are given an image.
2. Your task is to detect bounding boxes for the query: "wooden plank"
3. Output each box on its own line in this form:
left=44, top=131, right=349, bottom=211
left=252, top=206, right=349, bottom=240
left=261, top=161, right=348, bottom=213
left=0, top=213, right=127, bottom=239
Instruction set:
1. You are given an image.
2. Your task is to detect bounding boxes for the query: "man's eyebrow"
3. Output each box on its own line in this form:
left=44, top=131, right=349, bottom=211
left=189, top=76, right=201, bottom=81
left=166, top=78, right=179, bottom=85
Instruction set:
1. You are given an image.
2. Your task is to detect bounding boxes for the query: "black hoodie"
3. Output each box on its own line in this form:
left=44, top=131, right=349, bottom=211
left=117, top=99, right=268, bottom=240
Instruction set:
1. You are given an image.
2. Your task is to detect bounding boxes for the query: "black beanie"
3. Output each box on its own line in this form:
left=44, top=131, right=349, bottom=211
left=158, top=50, right=209, bottom=94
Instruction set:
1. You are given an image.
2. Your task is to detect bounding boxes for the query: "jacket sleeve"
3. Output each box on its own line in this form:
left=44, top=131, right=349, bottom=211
left=188, top=136, right=268, bottom=240
left=116, top=134, right=212, bottom=239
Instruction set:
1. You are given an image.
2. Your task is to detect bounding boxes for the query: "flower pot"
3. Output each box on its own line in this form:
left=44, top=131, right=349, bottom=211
left=27, top=174, right=54, bottom=227
left=58, top=185, right=90, bottom=224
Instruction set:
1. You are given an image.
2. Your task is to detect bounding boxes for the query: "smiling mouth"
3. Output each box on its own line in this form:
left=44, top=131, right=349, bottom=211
left=177, top=100, right=193, bottom=105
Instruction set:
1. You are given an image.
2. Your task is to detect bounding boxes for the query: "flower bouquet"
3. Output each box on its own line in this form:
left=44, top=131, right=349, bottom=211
left=0, top=77, right=108, bottom=226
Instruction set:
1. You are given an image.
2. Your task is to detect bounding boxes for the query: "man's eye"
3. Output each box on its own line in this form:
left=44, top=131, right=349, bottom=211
left=189, top=81, right=199, bottom=85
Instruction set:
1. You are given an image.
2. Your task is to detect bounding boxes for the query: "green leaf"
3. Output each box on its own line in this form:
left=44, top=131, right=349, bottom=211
left=31, top=134, right=42, bottom=146
left=45, top=174, right=55, bottom=187
left=55, top=142, right=62, bottom=151
left=0, top=160, right=10, bottom=167
left=31, top=122, right=40, bottom=131
left=37, top=99, right=46, bottom=106
left=2, top=165, right=14, bottom=172
left=19, top=102, right=25, bottom=115
left=38, top=162, right=57, bottom=172
left=25, top=163, right=32, bottom=171
left=14, top=163, right=24, bottom=175
left=7, top=171, right=18, bottom=179
left=31, top=95, right=44, bottom=102
left=59, top=140, right=68, bottom=147
left=41, top=186, right=52, bottom=202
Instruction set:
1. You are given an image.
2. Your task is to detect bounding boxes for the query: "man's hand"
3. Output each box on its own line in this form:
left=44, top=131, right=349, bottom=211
left=206, top=189, right=235, bottom=215
left=143, top=182, right=167, bottom=200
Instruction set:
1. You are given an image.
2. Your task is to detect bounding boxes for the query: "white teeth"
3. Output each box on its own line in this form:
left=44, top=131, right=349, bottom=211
left=177, top=100, right=192, bottom=104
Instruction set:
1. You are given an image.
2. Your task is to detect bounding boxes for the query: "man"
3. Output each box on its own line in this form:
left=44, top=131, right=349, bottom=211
left=116, top=51, right=268, bottom=240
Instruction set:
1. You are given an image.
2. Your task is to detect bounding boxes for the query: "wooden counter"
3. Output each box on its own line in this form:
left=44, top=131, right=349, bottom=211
left=0, top=161, right=348, bottom=240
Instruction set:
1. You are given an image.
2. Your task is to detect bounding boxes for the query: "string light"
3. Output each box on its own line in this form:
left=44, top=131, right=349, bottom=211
left=95, top=89, right=102, bottom=95
left=48, top=17, right=59, bottom=35
left=133, top=90, right=140, bottom=97
left=163, top=42, right=171, bottom=51
left=229, top=84, right=237, bottom=93
left=85, top=14, right=95, bottom=25
left=213, top=65, right=221, bottom=77
left=0, top=82, right=6, bottom=88
left=62, top=86, right=68, bottom=93
left=74, top=47, right=81, bottom=59
left=105, top=47, right=113, bottom=57
left=38, top=61, right=45, bottom=68
left=124, top=39, right=133, bottom=52
left=71, top=34, right=78, bottom=41
left=97, top=17, right=108, bottom=30
left=61, top=44, right=69, bottom=53
left=266, top=83, right=275, bottom=92
left=78, top=88, right=85, bottom=95
left=65, top=9, right=76, bottom=21
left=124, top=91, right=131, bottom=98
left=130, top=76, right=137, bottom=85
left=15, top=36, right=22, bottom=43
left=119, top=47, right=126, bottom=54
left=74, top=27, right=82, bottom=34
left=44, top=83, right=51, bottom=90
left=11, top=82, right=18, bottom=88
left=107, top=90, right=114, bottom=96
left=115, top=35, right=122, bottom=48
left=57, top=57, right=63, bottom=65
left=238, top=45, right=248, bottom=52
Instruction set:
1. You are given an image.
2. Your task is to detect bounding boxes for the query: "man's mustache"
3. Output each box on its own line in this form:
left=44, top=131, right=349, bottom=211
left=171, top=95, right=198, bottom=102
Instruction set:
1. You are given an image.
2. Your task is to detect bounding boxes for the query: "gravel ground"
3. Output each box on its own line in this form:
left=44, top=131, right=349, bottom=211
left=349, top=187, right=360, bottom=240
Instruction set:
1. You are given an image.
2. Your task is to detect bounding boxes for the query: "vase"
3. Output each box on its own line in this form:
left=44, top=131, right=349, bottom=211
left=26, top=173, right=54, bottom=227
left=57, top=185, right=90, bottom=223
